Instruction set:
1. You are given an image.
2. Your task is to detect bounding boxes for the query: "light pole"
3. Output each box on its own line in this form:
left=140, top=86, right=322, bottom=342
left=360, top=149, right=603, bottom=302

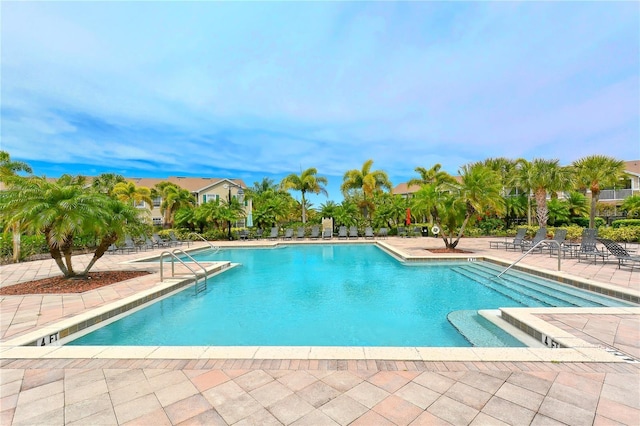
left=224, top=183, right=244, bottom=240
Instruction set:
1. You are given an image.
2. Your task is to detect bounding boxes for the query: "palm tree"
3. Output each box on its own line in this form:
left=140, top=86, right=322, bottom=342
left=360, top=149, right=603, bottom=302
left=521, top=158, right=573, bottom=227
left=112, top=181, right=153, bottom=207
left=511, top=159, right=535, bottom=225
left=564, top=191, right=589, bottom=221
left=156, top=182, right=195, bottom=228
left=341, top=159, right=392, bottom=219
left=0, top=151, right=33, bottom=262
left=91, top=173, right=126, bottom=196
left=280, top=168, right=328, bottom=223
left=1, top=175, right=142, bottom=277
left=572, top=155, right=626, bottom=228
left=407, top=163, right=457, bottom=188
left=621, top=195, right=640, bottom=218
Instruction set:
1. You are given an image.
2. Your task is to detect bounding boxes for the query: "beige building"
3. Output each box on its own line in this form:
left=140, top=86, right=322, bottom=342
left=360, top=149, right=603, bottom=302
left=127, top=177, right=251, bottom=227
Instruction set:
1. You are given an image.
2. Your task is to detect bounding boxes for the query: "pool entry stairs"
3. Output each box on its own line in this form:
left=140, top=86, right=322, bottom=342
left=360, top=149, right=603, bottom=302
left=447, top=310, right=525, bottom=347
left=452, top=262, right=630, bottom=308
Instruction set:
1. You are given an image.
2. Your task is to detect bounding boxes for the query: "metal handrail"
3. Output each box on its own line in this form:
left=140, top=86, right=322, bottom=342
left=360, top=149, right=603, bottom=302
left=188, top=232, right=219, bottom=251
left=497, top=239, right=562, bottom=278
left=159, top=249, right=209, bottom=294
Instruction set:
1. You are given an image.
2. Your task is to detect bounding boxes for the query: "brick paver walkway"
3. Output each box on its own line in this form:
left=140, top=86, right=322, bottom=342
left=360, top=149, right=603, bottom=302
left=1, top=237, right=639, bottom=425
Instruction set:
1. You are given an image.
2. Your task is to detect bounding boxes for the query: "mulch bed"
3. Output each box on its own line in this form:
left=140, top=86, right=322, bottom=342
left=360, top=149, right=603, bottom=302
left=427, top=248, right=473, bottom=253
left=0, top=271, right=151, bottom=295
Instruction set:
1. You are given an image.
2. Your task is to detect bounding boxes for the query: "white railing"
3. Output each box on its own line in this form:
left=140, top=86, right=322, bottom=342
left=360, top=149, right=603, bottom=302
left=599, top=189, right=634, bottom=200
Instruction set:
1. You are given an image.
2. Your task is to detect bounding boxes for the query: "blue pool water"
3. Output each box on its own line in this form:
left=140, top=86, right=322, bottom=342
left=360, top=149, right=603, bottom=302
left=69, top=245, right=631, bottom=347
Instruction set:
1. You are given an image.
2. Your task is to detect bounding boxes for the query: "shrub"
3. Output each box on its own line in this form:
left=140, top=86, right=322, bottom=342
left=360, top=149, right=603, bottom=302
left=611, top=219, right=640, bottom=229
left=597, top=226, right=640, bottom=243
left=572, top=217, right=605, bottom=228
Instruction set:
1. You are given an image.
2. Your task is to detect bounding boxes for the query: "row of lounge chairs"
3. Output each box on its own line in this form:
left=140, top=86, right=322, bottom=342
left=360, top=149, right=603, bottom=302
left=108, top=232, right=187, bottom=254
left=489, top=227, right=639, bottom=270
left=240, top=226, right=389, bottom=241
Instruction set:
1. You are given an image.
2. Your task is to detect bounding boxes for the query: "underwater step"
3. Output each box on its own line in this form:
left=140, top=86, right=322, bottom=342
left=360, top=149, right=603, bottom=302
left=453, top=267, right=550, bottom=307
left=447, top=310, right=526, bottom=347
left=462, top=262, right=631, bottom=307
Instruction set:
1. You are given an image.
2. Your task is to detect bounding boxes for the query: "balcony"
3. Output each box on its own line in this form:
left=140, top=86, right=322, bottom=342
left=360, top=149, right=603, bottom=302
left=599, top=189, right=634, bottom=200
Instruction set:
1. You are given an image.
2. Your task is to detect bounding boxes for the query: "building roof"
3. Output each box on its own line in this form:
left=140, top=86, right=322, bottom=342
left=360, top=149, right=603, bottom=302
left=126, top=177, right=247, bottom=193
left=624, top=160, right=640, bottom=176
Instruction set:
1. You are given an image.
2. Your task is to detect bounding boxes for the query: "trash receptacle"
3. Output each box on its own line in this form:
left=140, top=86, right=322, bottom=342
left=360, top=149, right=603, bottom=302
left=421, top=227, right=429, bottom=237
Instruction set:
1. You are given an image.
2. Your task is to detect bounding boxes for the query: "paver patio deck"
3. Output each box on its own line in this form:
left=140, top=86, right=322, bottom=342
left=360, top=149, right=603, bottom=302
left=1, top=237, right=638, bottom=425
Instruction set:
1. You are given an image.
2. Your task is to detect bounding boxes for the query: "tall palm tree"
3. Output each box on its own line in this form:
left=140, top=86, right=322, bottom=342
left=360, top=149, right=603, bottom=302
left=517, top=158, right=572, bottom=227
left=112, top=181, right=153, bottom=207
left=156, top=182, right=195, bottom=228
left=280, top=168, right=328, bottom=223
left=341, top=159, right=392, bottom=219
left=572, top=155, right=626, bottom=228
left=511, top=159, right=535, bottom=225
left=91, top=173, right=126, bottom=196
left=407, top=163, right=457, bottom=188
left=620, top=195, right=640, bottom=218
left=0, top=151, right=33, bottom=262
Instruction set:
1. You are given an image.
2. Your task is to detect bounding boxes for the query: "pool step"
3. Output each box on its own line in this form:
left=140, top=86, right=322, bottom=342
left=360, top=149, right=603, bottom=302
left=459, top=262, right=629, bottom=307
left=453, top=267, right=552, bottom=307
left=447, top=310, right=525, bottom=347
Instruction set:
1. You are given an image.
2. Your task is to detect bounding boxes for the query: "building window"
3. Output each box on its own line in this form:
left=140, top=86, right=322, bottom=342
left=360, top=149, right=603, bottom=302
left=153, top=197, right=162, bottom=207
left=152, top=217, right=163, bottom=226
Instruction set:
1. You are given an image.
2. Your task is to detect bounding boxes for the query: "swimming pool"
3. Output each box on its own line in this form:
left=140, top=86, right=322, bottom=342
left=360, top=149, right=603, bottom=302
left=68, top=244, right=631, bottom=347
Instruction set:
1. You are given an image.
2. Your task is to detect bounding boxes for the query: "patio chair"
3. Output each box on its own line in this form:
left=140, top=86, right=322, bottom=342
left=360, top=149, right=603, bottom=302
left=295, top=227, right=306, bottom=239
left=122, top=236, right=138, bottom=253
left=397, top=226, right=407, bottom=238
left=268, top=227, right=279, bottom=240
left=597, top=238, right=640, bottom=270
left=489, top=228, right=527, bottom=250
left=348, top=226, right=359, bottom=239
left=169, top=231, right=186, bottom=246
left=239, top=229, right=249, bottom=240
left=152, top=233, right=170, bottom=248
left=338, top=226, right=348, bottom=239
left=575, top=229, right=609, bottom=264
left=282, top=228, right=294, bottom=240
left=543, top=229, right=568, bottom=255
left=364, top=227, right=375, bottom=239
left=322, top=228, right=333, bottom=239
left=255, top=228, right=264, bottom=239
left=107, top=243, right=121, bottom=254
left=309, top=226, right=320, bottom=240
left=410, top=226, right=422, bottom=237
left=520, top=227, right=547, bottom=252
left=377, top=228, right=388, bottom=239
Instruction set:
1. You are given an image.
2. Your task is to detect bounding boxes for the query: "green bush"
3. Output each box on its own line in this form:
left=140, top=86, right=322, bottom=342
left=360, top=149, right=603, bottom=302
left=611, top=219, right=640, bottom=229
left=597, top=226, right=640, bottom=243
left=0, top=233, right=49, bottom=262
left=572, top=217, right=605, bottom=228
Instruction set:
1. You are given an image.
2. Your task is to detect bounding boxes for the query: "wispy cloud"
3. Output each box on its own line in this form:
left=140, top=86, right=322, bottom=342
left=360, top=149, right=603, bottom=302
left=1, top=1, right=638, bottom=201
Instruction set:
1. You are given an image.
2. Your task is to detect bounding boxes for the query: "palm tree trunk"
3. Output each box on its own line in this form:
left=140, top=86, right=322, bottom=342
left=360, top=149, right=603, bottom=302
left=534, top=189, right=548, bottom=226
left=11, top=222, right=21, bottom=262
left=83, top=233, right=117, bottom=275
left=45, top=231, right=69, bottom=276
left=589, top=191, right=598, bottom=228
left=301, top=191, right=307, bottom=224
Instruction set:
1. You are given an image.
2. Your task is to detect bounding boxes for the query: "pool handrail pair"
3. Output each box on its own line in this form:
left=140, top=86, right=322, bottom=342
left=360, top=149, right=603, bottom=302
left=159, top=248, right=209, bottom=294
left=188, top=232, right=220, bottom=252
left=497, top=239, right=562, bottom=278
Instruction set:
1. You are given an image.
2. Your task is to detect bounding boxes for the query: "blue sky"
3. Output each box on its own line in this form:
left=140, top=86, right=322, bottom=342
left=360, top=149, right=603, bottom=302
left=2, top=1, right=638, bottom=205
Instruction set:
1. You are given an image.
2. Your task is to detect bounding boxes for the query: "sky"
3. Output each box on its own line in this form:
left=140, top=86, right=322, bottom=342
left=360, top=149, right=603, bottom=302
left=1, top=1, right=639, bottom=205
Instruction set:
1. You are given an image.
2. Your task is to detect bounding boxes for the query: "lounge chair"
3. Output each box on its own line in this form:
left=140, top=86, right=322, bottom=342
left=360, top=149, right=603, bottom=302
left=364, top=227, right=375, bottom=239
left=597, top=238, right=640, bottom=269
left=543, top=229, right=568, bottom=255
left=377, top=228, right=388, bottom=239
left=282, top=228, right=294, bottom=240
left=295, top=227, right=306, bottom=239
left=239, top=229, right=249, bottom=240
left=268, top=227, right=279, bottom=240
left=322, top=228, right=333, bottom=239
left=410, top=226, right=421, bottom=237
left=397, top=226, right=407, bottom=238
left=574, top=229, right=609, bottom=263
left=255, top=228, right=264, bottom=239
left=169, top=231, right=187, bottom=247
left=338, top=226, right=348, bottom=239
left=520, top=227, right=547, bottom=252
left=123, top=235, right=139, bottom=253
left=152, top=233, right=170, bottom=248
left=107, top=243, right=121, bottom=254
left=143, top=236, right=156, bottom=250
left=309, top=226, right=320, bottom=240
left=348, top=226, right=359, bottom=239
left=490, top=228, right=527, bottom=250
